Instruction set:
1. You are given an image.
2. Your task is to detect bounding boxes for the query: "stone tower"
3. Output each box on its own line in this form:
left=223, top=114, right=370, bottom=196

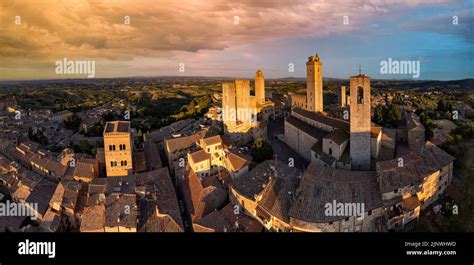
left=349, top=74, right=371, bottom=170
left=339, top=86, right=346, bottom=107
left=104, top=121, right=133, bottom=177
left=235, top=80, right=251, bottom=124
left=255, top=69, right=265, bottom=107
left=222, top=82, right=237, bottom=130
left=306, top=54, right=323, bottom=113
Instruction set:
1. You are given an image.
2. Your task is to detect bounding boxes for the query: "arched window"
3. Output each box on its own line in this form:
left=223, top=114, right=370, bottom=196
left=329, top=148, right=332, bottom=156
left=357, top=86, right=364, bottom=104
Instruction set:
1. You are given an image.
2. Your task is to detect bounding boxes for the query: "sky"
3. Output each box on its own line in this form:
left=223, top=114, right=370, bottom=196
left=1, top=0, right=473, bottom=80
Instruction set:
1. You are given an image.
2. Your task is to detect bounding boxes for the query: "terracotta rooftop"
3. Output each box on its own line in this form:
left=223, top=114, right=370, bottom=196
left=135, top=168, right=183, bottom=228
left=194, top=210, right=232, bottom=232
left=80, top=205, right=105, bottom=232
left=73, top=158, right=96, bottom=179
left=104, top=121, right=130, bottom=134
left=292, top=107, right=350, bottom=132
left=402, top=196, right=421, bottom=211
left=324, top=129, right=349, bottom=145
left=26, top=179, right=58, bottom=218
left=189, top=149, right=210, bottom=164
left=376, top=142, right=455, bottom=193
left=232, top=160, right=302, bottom=200
left=256, top=170, right=301, bottom=223
left=104, top=193, right=137, bottom=228
left=289, top=162, right=382, bottom=223
left=224, top=149, right=251, bottom=172
left=285, top=116, right=328, bottom=140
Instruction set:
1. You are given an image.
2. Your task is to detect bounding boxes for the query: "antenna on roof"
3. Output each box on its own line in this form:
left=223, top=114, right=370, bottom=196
left=358, top=64, right=362, bottom=75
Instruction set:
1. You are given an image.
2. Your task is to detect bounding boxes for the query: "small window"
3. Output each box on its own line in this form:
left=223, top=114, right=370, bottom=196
left=394, top=188, right=398, bottom=193
left=368, top=210, right=372, bottom=216
left=357, top=86, right=364, bottom=104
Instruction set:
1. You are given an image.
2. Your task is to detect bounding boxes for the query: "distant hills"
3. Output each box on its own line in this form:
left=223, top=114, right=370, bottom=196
left=0, top=77, right=472, bottom=92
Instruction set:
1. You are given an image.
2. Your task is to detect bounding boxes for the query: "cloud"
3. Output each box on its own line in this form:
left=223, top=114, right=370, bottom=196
left=0, top=0, right=465, bottom=79
left=401, top=11, right=474, bottom=43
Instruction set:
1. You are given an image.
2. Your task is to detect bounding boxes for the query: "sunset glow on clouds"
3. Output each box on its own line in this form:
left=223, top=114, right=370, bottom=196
left=0, top=0, right=472, bottom=80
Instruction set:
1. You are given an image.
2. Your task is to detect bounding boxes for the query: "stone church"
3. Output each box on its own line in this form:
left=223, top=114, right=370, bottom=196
left=284, top=55, right=382, bottom=171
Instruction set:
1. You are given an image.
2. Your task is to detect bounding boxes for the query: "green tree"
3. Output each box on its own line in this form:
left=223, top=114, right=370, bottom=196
left=374, top=104, right=385, bottom=125
left=251, top=139, right=274, bottom=163
left=384, top=104, right=402, bottom=128
left=64, top=113, right=81, bottom=132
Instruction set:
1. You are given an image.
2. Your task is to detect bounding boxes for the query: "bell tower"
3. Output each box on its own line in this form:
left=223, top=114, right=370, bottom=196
left=349, top=72, right=371, bottom=170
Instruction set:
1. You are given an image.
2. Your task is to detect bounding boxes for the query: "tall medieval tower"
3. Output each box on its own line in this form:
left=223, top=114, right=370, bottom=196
left=306, top=55, right=323, bottom=113
left=104, top=121, right=133, bottom=177
left=255, top=69, right=265, bottom=107
left=349, top=74, right=371, bottom=170
left=339, top=86, right=346, bottom=107
left=222, top=82, right=237, bottom=131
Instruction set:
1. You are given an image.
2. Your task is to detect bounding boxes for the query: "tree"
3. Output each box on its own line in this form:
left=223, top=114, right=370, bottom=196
left=384, top=104, right=402, bottom=128
left=63, top=113, right=81, bottom=132
left=251, top=139, right=274, bottom=163
left=374, top=104, right=385, bottom=125
left=437, top=99, right=452, bottom=113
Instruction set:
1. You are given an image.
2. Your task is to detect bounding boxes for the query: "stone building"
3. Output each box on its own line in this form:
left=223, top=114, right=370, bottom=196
left=306, top=55, right=323, bottom=112
left=103, top=121, right=133, bottom=177
left=349, top=74, right=372, bottom=170
left=284, top=55, right=382, bottom=170
left=221, top=70, right=276, bottom=145
left=339, top=86, right=346, bottom=107
left=288, top=163, right=384, bottom=232
left=229, top=55, right=456, bottom=232
left=376, top=142, right=454, bottom=230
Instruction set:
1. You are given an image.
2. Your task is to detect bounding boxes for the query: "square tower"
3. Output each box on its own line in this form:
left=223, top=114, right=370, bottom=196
left=255, top=69, right=265, bottom=107
left=306, top=55, right=323, bottom=113
left=349, top=74, right=371, bottom=170
left=222, top=82, right=237, bottom=130
left=235, top=80, right=252, bottom=124
left=339, top=86, right=346, bottom=107
left=104, top=121, right=133, bottom=177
